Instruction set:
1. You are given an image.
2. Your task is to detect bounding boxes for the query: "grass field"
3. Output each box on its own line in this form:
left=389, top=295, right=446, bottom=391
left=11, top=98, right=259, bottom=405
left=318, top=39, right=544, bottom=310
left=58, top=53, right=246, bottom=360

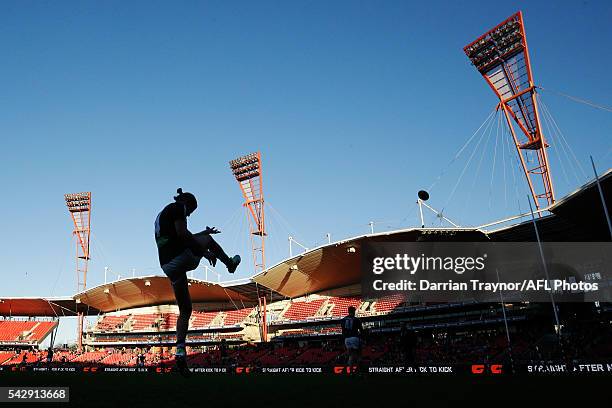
left=0, top=372, right=608, bottom=408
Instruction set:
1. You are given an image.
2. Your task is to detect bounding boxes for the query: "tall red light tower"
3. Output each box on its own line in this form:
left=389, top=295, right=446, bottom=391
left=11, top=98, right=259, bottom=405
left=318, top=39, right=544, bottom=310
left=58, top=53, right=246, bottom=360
left=464, top=11, right=555, bottom=210
left=229, top=152, right=266, bottom=273
left=229, top=152, right=268, bottom=341
left=64, top=192, right=91, bottom=350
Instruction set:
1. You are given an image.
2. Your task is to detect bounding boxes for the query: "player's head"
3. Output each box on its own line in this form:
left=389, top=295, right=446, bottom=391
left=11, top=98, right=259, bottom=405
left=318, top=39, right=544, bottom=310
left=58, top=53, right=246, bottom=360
left=174, top=188, right=198, bottom=216
left=348, top=306, right=356, bottom=316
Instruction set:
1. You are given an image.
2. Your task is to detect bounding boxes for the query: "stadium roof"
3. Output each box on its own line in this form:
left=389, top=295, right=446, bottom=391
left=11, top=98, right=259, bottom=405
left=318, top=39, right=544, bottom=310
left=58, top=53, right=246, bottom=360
left=73, top=276, right=258, bottom=313
left=488, top=168, right=611, bottom=241
left=252, top=229, right=488, bottom=298
left=0, top=296, right=98, bottom=317
left=225, top=280, right=286, bottom=303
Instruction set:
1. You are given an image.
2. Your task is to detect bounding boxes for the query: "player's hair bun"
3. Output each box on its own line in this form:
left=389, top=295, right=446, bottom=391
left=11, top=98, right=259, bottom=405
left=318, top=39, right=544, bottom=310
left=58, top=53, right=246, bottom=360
left=174, top=188, right=184, bottom=201
left=173, top=188, right=197, bottom=208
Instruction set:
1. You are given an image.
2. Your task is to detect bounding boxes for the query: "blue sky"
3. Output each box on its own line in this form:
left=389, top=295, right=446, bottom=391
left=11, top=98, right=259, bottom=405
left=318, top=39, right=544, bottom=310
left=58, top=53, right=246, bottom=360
left=1, top=0, right=610, bottom=344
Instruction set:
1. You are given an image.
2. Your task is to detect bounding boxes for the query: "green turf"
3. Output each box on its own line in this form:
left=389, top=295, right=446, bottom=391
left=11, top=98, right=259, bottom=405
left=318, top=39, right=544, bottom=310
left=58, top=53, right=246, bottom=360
left=0, top=372, right=607, bottom=408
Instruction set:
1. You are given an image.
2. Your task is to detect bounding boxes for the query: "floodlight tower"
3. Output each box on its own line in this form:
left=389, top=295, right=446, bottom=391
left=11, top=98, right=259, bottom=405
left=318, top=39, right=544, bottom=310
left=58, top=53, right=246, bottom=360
left=229, top=152, right=268, bottom=342
left=229, top=152, right=266, bottom=274
left=464, top=11, right=555, bottom=210
left=64, top=192, right=91, bottom=351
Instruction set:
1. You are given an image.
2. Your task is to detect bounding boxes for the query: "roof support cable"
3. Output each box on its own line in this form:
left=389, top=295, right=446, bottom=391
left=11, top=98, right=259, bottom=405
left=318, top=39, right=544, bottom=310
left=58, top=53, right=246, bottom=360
left=460, top=113, right=496, bottom=223
left=47, top=301, right=78, bottom=317
left=221, top=287, right=240, bottom=312
left=540, top=97, right=582, bottom=185
left=538, top=94, right=572, bottom=187
left=488, top=111, right=502, bottom=210
left=539, top=99, right=588, bottom=180
left=505, top=126, right=523, bottom=216
left=538, top=87, right=612, bottom=113
left=428, top=108, right=497, bottom=193
left=501, top=113, right=508, bottom=209
left=444, top=109, right=498, bottom=211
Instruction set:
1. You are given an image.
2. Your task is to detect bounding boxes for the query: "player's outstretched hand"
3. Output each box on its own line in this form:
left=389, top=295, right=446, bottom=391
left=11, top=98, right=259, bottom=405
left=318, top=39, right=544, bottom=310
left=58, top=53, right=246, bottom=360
left=204, top=226, right=220, bottom=234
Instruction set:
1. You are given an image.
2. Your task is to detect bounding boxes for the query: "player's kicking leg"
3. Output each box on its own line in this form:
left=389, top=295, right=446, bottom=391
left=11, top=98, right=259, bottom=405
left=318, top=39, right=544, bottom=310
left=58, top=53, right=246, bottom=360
left=193, top=231, right=241, bottom=273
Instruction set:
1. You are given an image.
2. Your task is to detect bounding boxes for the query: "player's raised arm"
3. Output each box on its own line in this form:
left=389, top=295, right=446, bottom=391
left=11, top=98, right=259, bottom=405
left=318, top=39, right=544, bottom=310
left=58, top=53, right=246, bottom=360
left=174, top=218, right=205, bottom=257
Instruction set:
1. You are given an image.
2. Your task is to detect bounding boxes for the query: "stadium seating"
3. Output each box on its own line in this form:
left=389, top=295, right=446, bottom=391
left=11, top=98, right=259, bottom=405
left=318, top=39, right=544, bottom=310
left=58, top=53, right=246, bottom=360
left=281, top=299, right=326, bottom=321
left=100, top=352, right=136, bottom=365
left=0, top=321, right=38, bottom=341
left=277, top=326, right=341, bottom=338
left=190, top=311, right=219, bottom=328
left=1, top=351, right=43, bottom=365
left=96, top=315, right=129, bottom=332
left=326, top=297, right=362, bottom=317
left=52, top=351, right=74, bottom=363
left=273, top=294, right=405, bottom=323
left=220, top=334, right=244, bottom=340
left=256, top=347, right=301, bottom=366
left=190, top=333, right=244, bottom=341
left=85, top=294, right=413, bottom=339
left=231, top=347, right=270, bottom=365
left=130, top=314, right=159, bottom=331
left=92, top=337, right=123, bottom=343
left=292, top=347, right=340, bottom=365
left=361, top=343, right=390, bottom=363
left=0, top=351, right=14, bottom=364
left=93, top=310, right=246, bottom=334
left=3, top=321, right=610, bottom=368
left=222, top=308, right=253, bottom=326
left=0, top=352, right=18, bottom=365
left=158, top=314, right=179, bottom=330
left=70, top=351, right=108, bottom=363
left=28, top=322, right=56, bottom=342
left=0, top=320, right=56, bottom=343
left=276, top=328, right=314, bottom=338
left=187, top=351, right=216, bottom=366
left=372, top=294, right=406, bottom=314
left=142, top=351, right=174, bottom=366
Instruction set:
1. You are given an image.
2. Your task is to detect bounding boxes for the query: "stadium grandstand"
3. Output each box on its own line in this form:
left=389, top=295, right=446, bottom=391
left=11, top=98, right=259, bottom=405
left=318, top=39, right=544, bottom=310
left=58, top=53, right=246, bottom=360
left=0, top=170, right=610, bottom=371
left=0, top=319, right=57, bottom=346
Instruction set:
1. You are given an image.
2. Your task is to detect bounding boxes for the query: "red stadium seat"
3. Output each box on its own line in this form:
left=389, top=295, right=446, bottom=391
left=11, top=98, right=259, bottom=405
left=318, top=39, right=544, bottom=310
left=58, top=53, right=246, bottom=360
left=281, top=299, right=326, bottom=321
left=96, top=315, right=129, bottom=332
left=372, top=294, right=406, bottom=314
left=326, top=297, right=362, bottom=317
left=130, top=314, right=159, bottom=331
left=0, top=320, right=57, bottom=344
left=222, top=308, right=253, bottom=326
left=0, top=351, right=15, bottom=364
left=28, top=322, right=56, bottom=342
left=70, top=351, right=108, bottom=363
left=100, top=352, right=136, bottom=366
left=0, top=320, right=38, bottom=341
left=157, top=314, right=179, bottom=331
left=190, top=311, right=219, bottom=328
